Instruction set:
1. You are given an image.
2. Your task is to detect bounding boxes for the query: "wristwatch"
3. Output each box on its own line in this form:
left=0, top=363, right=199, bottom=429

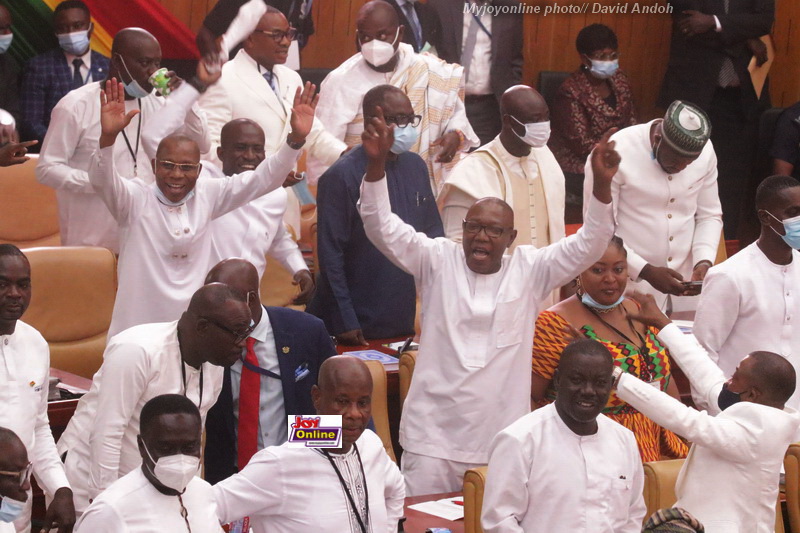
left=612, top=366, right=624, bottom=389
left=286, top=136, right=306, bottom=150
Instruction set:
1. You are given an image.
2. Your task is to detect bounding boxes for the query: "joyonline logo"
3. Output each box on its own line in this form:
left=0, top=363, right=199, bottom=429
left=287, top=415, right=342, bottom=448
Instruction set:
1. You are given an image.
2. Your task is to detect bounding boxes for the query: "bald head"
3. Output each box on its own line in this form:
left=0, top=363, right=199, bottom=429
left=748, top=351, right=796, bottom=405
left=468, top=197, right=514, bottom=227
left=0, top=5, right=11, bottom=28
left=186, top=282, right=245, bottom=318
left=111, top=27, right=158, bottom=56
left=358, top=0, right=399, bottom=28
left=318, top=356, right=373, bottom=393
left=206, top=258, right=258, bottom=291
left=156, top=134, right=199, bottom=161
left=0, top=426, right=23, bottom=451
left=501, top=85, right=547, bottom=118
left=220, top=119, right=265, bottom=149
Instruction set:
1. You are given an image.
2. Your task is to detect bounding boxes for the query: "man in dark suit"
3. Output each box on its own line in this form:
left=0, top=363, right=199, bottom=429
left=658, top=0, right=774, bottom=239
left=203, top=258, right=336, bottom=484
left=20, top=0, right=109, bottom=146
left=428, top=0, right=523, bottom=145
left=384, top=0, right=441, bottom=53
left=0, top=4, right=20, bottom=145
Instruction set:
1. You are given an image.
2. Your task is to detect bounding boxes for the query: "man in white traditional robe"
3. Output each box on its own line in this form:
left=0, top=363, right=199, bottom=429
left=615, top=293, right=800, bottom=533
left=88, top=62, right=316, bottom=337
left=198, top=7, right=346, bottom=235
left=482, top=340, right=646, bottom=533
left=208, top=119, right=313, bottom=303
left=309, top=0, right=479, bottom=192
left=693, top=175, right=800, bottom=409
left=357, top=108, right=620, bottom=495
left=439, top=85, right=565, bottom=305
left=0, top=246, right=75, bottom=533
left=75, top=395, right=223, bottom=532
left=213, top=356, right=405, bottom=533
left=583, top=100, right=723, bottom=312
left=36, top=28, right=209, bottom=253
left=57, top=284, right=251, bottom=514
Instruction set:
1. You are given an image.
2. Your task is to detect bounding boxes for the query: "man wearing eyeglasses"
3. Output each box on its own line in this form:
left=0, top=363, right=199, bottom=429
left=56, top=283, right=249, bottom=515
left=358, top=109, right=620, bottom=495
left=0, top=427, right=32, bottom=533
left=0, top=246, right=75, bottom=533
left=86, top=56, right=316, bottom=338
left=307, top=85, right=443, bottom=346
left=199, top=7, right=345, bottom=237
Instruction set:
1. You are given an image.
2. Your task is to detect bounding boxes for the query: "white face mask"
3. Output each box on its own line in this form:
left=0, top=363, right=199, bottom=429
left=0, top=34, right=12, bottom=54
left=142, top=441, right=200, bottom=493
left=360, top=27, right=399, bottom=68
left=510, top=116, right=551, bottom=148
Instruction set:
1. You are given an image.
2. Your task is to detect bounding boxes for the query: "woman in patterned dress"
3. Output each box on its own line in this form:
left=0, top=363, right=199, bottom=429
left=531, top=236, right=688, bottom=461
left=548, top=23, right=637, bottom=208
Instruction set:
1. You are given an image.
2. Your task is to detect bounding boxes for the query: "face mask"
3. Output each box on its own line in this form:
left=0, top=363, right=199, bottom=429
left=117, top=54, right=152, bottom=99
left=390, top=124, right=418, bottom=154
left=510, top=116, right=551, bottom=148
left=58, top=27, right=91, bottom=56
left=718, top=382, right=742, bottom=411
left=153, top=183, right=196, bottom=207
left=0, top=34, right=12, bottom=54
left=360, top=27, right=399, bottom=67
left=0, top=497, right=25, bottom=523
left=580, top=291, right=624, bottom=311
left=589, top=59, right=619, bottom=80
left=142, top=441, right=199, bottom=493
left=765, top=211, right=800, bottom=249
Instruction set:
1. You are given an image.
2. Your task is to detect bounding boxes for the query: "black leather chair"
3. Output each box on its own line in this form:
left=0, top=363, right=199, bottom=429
left=537, top=70, right=571, bottom=110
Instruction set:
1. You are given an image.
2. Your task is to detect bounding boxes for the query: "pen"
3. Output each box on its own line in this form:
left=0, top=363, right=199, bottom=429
left=398, top=337, right=413, bottom=355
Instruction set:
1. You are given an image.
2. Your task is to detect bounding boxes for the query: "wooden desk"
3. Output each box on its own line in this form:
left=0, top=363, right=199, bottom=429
left=404, top=492, right=465, bottom=533
left=337, top=336, right=407, bottom=458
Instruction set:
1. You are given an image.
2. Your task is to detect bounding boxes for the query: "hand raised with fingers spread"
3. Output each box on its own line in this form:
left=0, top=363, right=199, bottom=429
left=99, top=78, right=140, bottom=148
left=288, top=81, right=318, bottom=144
left=590, top=127, right=621, bottom=204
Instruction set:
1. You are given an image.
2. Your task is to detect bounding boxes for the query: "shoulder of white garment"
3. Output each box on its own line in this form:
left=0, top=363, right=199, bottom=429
left=106, top=321, right=178, bottom=353
left=13, top=320, right=48, bottom=348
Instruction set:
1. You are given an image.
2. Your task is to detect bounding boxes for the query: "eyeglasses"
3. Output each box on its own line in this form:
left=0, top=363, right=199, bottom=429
left=462, top=219, right=510, bottom=239
left=156, top=160, right=201, bottom=174
left=0, top=462, right=32, bottom=488
left=384, top=114, right=422, bottom=128
left=253, top=27, right=298, bottom=43
left=201, top=316, right=255, bottom=344
left=588, top=51, right=620, bottom=61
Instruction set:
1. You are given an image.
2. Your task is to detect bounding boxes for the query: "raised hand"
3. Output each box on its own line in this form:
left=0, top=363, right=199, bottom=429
left=0, top=140, right=37, bottom=167
left=195, top=60, right=221, bottom=89
left=627, top=292, right=671, bottom=330
left=362, top=106, right=394, bottom=160
left=590, top=127, right=620, bottom=204
left=99, top=78, right=140, bottom=148
left=288, top=82, right=318, bottom=144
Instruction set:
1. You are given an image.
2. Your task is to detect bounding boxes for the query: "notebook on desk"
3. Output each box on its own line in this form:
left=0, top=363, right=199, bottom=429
left=343, top=349, right=400, bottom=371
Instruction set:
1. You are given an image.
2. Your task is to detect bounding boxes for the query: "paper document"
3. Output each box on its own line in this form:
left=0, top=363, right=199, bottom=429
left=408, top=496, right=464, bottom=521
left=343, top=350, right=399, bottom=371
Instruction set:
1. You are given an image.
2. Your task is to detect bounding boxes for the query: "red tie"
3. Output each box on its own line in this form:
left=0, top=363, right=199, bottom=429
left=237, top=337, right=260, bottom=470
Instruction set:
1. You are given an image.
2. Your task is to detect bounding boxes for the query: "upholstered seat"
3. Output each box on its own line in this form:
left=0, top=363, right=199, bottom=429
left=22, top=246, right=117, bottom=378
left=363, top=360, right=397, bottom=464
left=0, top=155, right=60, bottom=247
left=464, top=466, right=488, bottom=533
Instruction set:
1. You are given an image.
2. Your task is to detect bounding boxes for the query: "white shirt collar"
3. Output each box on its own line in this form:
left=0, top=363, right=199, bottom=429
left=63, top=46, right=92, bottom=68
left=249, top=307, right=272, bottom=343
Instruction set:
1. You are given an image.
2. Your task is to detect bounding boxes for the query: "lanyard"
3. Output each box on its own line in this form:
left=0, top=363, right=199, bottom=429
left=467, top=1, right=492, bottom=38
left=180, top=359, right=204, bottom=411
left=241, top=356, right=281, bottom=380
left=121, top=100, right=142, bottom=176
left=322, top=445, right=369, bottom=533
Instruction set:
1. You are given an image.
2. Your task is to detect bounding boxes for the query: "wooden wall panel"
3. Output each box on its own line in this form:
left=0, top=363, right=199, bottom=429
left=164, top=0, right=800, bottom=115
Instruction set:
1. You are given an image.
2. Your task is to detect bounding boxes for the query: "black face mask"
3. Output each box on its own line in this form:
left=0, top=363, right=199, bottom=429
left=718, top=383, right=742, bottom=411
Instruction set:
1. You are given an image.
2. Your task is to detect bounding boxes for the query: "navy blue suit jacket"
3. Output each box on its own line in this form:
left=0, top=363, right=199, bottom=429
left=203, top=306, right=336, bottom=484
left=20, top=48, right=109, bottom=144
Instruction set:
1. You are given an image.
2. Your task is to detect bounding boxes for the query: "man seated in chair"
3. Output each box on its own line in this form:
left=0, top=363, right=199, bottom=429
left=482, top=339, right=646, bottom=532
left=614, top=293, right=800, bottom=533
left=213, top=355, right=405, bottom=533
left=202, top=258, right=336, bottom=484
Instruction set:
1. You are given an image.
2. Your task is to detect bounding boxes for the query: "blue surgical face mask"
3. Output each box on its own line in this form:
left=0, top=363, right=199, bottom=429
left=390, top=124, right=419, bottom=154
left=57, top=26, right=91, bottom=56
left=0, top=496, right=26, bottom=523
left=589, top=59, right=619, bottom=80
left=766, top=211, right=800, bottom=249
left=0, top=34, right=12, bottom=54
left=581, top=291, right=625, bottom=311
left=117, top=54, right=152, bottom=99
left=152, top=183, right=196, bottom=207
